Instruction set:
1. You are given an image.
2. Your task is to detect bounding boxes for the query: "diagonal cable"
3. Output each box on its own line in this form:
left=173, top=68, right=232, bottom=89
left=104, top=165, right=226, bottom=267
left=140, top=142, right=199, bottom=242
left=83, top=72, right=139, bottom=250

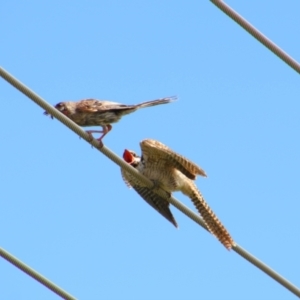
left=0, top=247, right=76, bottom=300
left=211, top=0, right=300, bottom=74
left=1, top=66, right=300, bottom=298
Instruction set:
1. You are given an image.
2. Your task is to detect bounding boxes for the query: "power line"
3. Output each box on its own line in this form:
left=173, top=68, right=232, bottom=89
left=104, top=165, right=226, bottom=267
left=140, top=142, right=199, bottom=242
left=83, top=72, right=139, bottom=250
left=211, top=0, right=300, bottom=74
left=1, top=66, right=300, bottom=298
left=0, top=247, right=76, bottom=300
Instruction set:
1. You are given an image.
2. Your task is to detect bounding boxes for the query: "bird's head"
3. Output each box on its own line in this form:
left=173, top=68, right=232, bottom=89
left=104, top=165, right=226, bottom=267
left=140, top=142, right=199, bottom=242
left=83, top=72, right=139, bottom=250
left=54, top=102, right=67, bottom=112
left=43, top=102, right=71, bottom=119
left=123, top=149, right=141, bottom=167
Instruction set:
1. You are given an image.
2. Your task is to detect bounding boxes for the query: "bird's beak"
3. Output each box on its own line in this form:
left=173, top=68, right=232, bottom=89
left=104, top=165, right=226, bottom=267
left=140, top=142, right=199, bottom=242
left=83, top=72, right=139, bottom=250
left=43, top=110, right=54, bottom=119
left=123, top=149, right=134, bottom=164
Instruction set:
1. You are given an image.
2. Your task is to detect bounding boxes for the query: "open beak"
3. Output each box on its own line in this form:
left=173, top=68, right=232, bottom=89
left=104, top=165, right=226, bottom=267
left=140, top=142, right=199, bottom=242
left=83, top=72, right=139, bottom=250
left=123, top=149, right=134, bottom=164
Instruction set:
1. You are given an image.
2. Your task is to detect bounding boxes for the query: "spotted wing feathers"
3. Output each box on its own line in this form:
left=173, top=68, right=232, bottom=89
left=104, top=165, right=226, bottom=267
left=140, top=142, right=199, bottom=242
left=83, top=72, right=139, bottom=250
left=140, top=139, right=207, bottom=179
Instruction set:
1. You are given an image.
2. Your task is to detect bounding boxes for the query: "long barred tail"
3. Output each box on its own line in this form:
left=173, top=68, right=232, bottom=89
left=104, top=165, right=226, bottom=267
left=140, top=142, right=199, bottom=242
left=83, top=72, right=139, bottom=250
left=189, top=184, right=234, bottom=250
left=136, top=96, right=177, bottom=109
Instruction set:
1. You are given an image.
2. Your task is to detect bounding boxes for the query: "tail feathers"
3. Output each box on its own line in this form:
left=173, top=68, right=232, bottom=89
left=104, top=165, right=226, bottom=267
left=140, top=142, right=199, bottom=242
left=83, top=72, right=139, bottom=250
left=189, top=185, right=234, bottom=250
left=135, top=96, right=177, bottom=109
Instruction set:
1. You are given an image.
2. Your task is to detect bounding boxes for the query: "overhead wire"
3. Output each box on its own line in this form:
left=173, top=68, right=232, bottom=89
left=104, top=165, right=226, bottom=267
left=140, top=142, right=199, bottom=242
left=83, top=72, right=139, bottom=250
left=210, top=0, right=300, bottom=74
left=0, top=247, right=76, bottom=300
left=1, top=66, right=300, bottom=298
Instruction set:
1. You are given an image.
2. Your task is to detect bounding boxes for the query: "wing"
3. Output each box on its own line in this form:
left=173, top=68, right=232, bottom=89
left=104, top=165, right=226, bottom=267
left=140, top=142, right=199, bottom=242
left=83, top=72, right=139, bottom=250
left=131, top=185, right=178, bottom=228
left=121, top=168, right=133, bottom=188
left=75, top=99, right=128, bottom=113
left=75, top=99, right=103, bottom=112
left=121, top=169, right=178, bottom=227
left=140, top=139, right=207, bottom=180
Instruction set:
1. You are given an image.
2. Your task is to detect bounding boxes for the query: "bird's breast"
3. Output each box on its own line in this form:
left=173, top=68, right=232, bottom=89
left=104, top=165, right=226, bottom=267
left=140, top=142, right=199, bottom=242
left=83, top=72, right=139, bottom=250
left=71, top=111, right=121, bottom=126
left=140, top=163, right=188, bottom=192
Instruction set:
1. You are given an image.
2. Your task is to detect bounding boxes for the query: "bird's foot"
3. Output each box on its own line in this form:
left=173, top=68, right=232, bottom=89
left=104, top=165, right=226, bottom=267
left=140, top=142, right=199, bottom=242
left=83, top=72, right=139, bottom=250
left=96, top=137, right=104, bottom=149
left=84, top=132, right=104, bottom=148
left=85, top=131, right=95, bottom=142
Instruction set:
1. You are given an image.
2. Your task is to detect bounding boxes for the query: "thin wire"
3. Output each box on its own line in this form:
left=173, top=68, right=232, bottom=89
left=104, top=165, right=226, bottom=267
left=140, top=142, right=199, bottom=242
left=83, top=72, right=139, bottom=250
left=0, top=247, right=77, bottom=300
left=1, top=66, right=300, bottom=298
left=210, top=0, right=300, bottom=74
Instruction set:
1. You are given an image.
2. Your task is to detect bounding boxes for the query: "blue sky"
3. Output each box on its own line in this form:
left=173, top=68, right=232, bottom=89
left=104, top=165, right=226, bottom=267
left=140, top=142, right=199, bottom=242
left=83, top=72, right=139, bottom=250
left=1, top=1, right=300, bottom=299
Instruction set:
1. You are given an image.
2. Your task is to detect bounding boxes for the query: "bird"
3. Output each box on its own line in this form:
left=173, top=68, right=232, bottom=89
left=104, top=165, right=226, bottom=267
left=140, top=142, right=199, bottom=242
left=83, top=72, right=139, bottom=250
left=44, top=97, right=176, bottom=146
left=121, top=139, right=234, bottom=250
left=121, top=149, right=178, bottom=228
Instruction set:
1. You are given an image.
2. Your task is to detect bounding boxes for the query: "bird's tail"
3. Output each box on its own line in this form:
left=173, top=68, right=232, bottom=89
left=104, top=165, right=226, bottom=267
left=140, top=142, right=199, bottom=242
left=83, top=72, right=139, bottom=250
left=135, top=96, right=177, bottom=109
left=185, top=182, right=234, bottom=250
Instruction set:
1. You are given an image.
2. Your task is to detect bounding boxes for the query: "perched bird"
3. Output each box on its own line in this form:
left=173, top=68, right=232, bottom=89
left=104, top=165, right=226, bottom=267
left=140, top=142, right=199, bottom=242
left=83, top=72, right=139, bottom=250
left=44, top=97, right=176, bottom=145
left=121, top=139, right=234, bottom=250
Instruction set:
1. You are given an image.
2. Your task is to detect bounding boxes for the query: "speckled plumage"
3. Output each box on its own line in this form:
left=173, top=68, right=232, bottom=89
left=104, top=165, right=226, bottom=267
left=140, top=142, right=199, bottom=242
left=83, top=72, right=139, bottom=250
left=121, top=150, right=177, bottom=227
left=44, top=97, right=176, bottom=143
left=122, top=139, right=234, bottom=250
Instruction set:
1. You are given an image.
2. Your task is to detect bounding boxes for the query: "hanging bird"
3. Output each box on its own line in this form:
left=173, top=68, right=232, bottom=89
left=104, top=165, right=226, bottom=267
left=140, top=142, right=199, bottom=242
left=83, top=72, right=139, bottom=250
left=121, top=139, right=234, bottom=250
left=44, top=97, right=176, bottom=145
left=122, top=149, right=178, bottom=228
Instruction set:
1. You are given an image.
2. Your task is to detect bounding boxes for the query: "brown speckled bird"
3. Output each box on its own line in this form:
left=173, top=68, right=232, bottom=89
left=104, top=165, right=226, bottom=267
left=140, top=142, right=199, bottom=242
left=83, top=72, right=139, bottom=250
left=121, top=139, right=234, bottom=250
left=44, top=97, right=176, bottom=144
left=121, top=150, right=178, bottom=227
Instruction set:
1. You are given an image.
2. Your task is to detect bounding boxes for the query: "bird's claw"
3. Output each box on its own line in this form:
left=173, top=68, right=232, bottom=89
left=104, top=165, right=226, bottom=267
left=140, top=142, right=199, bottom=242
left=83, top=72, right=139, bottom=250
left=96, top=138, right=104, bottom=149
left=85, top=131, right=95, bottom=142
